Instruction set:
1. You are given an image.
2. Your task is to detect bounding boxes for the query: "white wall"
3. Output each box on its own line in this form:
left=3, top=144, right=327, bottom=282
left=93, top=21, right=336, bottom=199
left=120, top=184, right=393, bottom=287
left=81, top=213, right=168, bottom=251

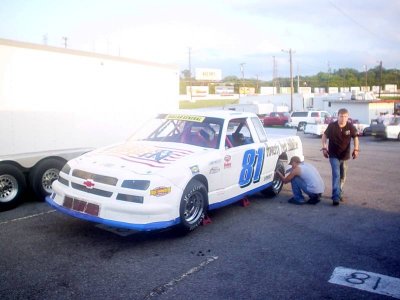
left=240, top=94, right=305, bottom=112
left=0, top=39, right=179, bottom=155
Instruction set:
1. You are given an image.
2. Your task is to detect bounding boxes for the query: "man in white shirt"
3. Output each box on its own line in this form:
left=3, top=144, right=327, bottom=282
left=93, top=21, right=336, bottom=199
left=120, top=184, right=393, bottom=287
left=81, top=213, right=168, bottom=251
left=276, top=156, right=325, bottom=205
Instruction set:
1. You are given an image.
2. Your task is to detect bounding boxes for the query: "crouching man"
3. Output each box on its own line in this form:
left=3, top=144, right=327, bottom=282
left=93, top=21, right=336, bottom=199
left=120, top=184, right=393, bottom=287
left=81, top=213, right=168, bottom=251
left=276, top=156, right=325, bottom=205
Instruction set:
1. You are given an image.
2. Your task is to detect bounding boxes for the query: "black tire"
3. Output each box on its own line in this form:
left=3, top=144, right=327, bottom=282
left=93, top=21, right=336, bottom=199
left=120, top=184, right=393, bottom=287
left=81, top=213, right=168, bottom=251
left=262, top=161, right=285, bottom=197
left=29, top=158, right=66, bottom=201
left=0, top=164, right=27, bottom=211
left=297, top=122, right=306, bottom=132
left=177, top=180, right=207, bottom=233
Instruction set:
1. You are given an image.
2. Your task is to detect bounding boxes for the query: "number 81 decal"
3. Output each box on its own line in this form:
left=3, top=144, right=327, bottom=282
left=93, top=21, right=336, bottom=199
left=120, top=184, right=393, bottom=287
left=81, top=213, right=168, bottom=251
left=239, top=147, right=265, bottom=187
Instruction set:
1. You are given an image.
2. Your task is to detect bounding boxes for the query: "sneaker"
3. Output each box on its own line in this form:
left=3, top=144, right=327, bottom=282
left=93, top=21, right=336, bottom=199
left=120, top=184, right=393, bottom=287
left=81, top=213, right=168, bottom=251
left=307, top=198, right=320, bottom=205
left=332, top=200, right=339, bottom=206
left=288, top=198, right=305, bottom=205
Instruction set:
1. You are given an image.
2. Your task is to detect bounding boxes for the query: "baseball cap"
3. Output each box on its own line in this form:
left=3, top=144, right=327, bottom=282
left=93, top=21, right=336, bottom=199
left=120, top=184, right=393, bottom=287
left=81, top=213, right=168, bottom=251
left=289, top=156, right=301, bottom=165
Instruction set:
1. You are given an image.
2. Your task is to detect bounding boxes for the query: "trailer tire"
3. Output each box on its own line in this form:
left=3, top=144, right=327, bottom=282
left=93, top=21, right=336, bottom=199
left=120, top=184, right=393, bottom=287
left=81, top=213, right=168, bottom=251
left=29, top=158, right=66, bottom=201
left=0, top=164, right=27, bottom=211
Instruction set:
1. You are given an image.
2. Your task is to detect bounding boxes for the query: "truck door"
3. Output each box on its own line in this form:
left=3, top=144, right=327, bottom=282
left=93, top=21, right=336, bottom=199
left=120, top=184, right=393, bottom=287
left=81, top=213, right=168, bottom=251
left=220, top=118, right=265, bottom=198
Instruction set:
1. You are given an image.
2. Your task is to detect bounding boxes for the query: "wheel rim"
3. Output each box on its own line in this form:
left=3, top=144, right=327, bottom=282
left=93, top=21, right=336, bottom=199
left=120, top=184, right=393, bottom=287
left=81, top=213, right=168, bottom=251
left=41, top=168, right=59, bottom=194
left=0, top=175, right=18, bottom=203
left=271, top=175, right=283, bottom=192
left=183, top=191, right=204, bottom=224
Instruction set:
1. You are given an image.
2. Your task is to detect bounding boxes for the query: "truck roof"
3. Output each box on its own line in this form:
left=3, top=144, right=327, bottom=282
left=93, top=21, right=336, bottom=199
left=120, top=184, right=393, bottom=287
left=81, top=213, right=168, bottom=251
left=171, top=109, right=257, bottom=119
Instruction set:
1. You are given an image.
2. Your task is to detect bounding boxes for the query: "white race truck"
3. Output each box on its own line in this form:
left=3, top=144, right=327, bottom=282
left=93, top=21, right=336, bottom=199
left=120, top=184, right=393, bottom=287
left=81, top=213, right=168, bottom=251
left=0, top=38, right=179, bottom=210
left=46, top=110, right=304, bottom=232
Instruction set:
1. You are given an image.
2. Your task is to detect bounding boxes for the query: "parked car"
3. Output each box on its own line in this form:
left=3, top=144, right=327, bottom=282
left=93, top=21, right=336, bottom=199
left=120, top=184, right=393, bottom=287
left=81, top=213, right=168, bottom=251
left=260, top=112, right=290, bottom=127
left=370, top=116, right=400, bottom=140
left=304, top=117, right=369, bottom=136
left=46, top=110, right=304, bottom=233
left=287, top=111, right=331, bottom=131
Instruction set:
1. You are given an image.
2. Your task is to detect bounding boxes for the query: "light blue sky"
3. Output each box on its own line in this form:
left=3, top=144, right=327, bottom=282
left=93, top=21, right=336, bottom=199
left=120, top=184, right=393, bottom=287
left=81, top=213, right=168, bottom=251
left=1, top=0, right=399, bottom=80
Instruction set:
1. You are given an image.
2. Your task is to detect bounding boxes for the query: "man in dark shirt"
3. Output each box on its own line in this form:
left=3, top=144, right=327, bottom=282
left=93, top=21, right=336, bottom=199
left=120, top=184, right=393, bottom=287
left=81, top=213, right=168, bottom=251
left=321, top=108, right=359, bottom=206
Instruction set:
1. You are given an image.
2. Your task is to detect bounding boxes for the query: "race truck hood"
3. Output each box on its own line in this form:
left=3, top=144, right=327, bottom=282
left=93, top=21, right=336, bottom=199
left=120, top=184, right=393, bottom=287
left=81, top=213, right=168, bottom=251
left=69, top=141, right=209, bottom=177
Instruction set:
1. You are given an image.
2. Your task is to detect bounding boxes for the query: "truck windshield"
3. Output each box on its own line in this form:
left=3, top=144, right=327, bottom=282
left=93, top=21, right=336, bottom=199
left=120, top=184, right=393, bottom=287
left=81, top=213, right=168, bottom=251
left=128, top=114, right=224, bottom=149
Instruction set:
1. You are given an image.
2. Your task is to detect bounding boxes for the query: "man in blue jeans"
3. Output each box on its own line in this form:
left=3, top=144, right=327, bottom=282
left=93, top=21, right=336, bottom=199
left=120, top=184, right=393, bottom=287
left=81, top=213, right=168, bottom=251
left=276, top=156, right=325, bottom=205
left=322, top=108, right=359, bottom=206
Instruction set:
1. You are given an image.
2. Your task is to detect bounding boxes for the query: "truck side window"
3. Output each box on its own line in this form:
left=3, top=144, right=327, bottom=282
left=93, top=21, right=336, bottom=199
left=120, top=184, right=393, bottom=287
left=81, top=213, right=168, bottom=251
left=226, top=118, right=254, bottom=148
left=251, top=117, right=267, bottom=142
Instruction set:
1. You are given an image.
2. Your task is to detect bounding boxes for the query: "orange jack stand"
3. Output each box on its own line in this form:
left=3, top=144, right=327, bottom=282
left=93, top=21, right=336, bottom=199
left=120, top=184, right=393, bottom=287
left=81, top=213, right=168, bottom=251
left=241, top=197, right=251, bottom=207
left=202, top=215, right=212, bottom=226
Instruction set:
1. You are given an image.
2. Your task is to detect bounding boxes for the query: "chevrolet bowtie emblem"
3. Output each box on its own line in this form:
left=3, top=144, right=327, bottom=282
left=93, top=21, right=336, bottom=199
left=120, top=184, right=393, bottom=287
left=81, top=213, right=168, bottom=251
left=83, top=179, right=95, bottom=189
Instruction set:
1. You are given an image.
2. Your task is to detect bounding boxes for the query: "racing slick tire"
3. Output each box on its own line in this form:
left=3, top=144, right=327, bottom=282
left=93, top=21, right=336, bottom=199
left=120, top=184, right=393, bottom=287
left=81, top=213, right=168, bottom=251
left=177, top=179, right=207, bottom=233
left=29, top=158, right=66, bottom=201
left=0, top=164, right=27, bottom=211
left=262, top=161, right=285, bottom=197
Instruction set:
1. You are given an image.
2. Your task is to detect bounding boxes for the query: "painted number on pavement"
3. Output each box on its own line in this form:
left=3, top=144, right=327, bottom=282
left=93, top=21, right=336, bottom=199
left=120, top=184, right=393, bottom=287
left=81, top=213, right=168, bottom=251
left=329, top=266, right=400, bottom=299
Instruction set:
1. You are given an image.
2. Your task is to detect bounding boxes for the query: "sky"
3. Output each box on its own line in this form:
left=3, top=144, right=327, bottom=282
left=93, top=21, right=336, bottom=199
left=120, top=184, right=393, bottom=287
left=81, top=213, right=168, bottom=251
left=0, top=0, right=399, bottom=80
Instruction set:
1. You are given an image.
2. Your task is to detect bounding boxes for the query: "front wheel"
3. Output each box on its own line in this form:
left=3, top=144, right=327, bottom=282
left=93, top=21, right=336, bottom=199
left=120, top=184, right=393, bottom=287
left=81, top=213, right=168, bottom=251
left=262, top=161, right=285, bottom=197
left=177, top=180, right=207, bottom=233
left=297, top=122, right=306, bottom=131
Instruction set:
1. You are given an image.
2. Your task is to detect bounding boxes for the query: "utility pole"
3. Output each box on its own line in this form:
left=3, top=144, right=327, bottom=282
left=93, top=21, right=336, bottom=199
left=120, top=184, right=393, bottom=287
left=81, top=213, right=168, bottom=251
left=240, top=63, right=246, bottom=97
left=327, top=61, right=331, bottom=92
left=282, top=49, right=294, bottom=112
left=378, top=60, right=383, bottom=97
left=62, top=36, right=68, bottom=48
left=364, top=65, right=368, bottom=92
left=188, top=47, right=192, bottom=101
left=255, top=74, right=259, bottom=94
left=297, top=63, right=300, bottom=93
left=272, top=56, right=280, bottom=95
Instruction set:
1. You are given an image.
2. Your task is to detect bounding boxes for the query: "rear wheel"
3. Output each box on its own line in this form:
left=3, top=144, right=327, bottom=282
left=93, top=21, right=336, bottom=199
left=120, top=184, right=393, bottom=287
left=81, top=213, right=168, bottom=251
left=0, top=164, right=27, bottom=211
left=29, top=158, right=66, bottom=201
left=262, top=161, right=285, bottom=197
left=177, top=180, right=207, bottom=233
left=297, top=122, right=306, bottom=131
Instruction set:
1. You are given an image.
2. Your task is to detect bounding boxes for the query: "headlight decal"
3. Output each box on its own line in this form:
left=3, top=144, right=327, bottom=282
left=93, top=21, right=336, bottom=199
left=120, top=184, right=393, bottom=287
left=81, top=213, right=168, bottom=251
left=121, top=180, right=150, bottom=190
left=116, top=194, right=144, bottom=204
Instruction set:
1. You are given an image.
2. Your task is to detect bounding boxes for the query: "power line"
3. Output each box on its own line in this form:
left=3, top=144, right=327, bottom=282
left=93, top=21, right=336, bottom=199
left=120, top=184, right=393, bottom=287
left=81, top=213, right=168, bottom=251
left=327, top=0, right=386, bottom=42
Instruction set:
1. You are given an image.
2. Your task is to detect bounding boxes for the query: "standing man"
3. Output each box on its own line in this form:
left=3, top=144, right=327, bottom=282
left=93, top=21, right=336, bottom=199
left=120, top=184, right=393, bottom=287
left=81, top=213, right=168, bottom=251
left=322, top=108, right=359, bottom=206
left=276, top=156, right=325, bottom=205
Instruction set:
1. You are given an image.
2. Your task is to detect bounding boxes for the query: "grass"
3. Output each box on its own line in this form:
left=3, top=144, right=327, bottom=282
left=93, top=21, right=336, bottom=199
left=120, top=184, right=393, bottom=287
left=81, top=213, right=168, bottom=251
left=179, top=99, right=239, bottom=109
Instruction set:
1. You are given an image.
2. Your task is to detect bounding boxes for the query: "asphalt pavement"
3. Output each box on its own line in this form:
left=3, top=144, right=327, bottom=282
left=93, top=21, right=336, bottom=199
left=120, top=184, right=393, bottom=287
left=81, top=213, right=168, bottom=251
left=1, top=131, right=399, bottom=300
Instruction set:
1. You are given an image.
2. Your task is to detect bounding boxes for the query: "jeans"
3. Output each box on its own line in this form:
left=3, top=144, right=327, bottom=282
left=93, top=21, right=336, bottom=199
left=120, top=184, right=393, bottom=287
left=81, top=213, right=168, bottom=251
left=329, top=157, right=348, bottom=201
left=290, top=176, right=320, bottom=203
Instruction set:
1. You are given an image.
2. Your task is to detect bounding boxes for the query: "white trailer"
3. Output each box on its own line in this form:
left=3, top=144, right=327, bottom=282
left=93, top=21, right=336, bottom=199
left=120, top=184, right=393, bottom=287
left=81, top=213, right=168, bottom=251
left=223, top=103, right=274, bottom=115
left=0, top=38, right=179, bottom=210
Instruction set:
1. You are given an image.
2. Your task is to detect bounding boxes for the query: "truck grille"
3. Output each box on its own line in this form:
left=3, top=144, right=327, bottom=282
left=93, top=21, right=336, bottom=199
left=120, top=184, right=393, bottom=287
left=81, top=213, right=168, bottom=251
left=72, top=169, right=118, bottom=186
left=71, top=183, right=113, bottom=197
